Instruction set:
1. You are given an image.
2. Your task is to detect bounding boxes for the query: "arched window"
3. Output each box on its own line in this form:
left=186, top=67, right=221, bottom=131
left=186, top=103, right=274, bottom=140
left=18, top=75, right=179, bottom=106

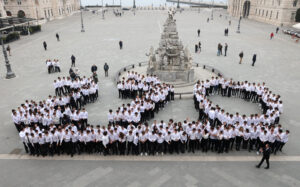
left=17, top=10, right=26, bottom=18
left=6, top=11, right=12, bottom=16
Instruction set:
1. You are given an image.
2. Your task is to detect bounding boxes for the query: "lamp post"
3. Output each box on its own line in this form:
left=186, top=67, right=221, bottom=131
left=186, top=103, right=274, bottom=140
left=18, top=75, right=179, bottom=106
left=80, top=0, right=85, bottom=32
left=177, top=0, right=180, bottom=9
left=0, top=33, right=16, bottom=79
left=36, top=7, right=39, bottom=25
left=102, top=0, right=105, bottom=19
left=236, top=16, right=241, bottom=33
left=133, top=0, right=136, bottom=8
left=211, top=0, right=214, bottom=20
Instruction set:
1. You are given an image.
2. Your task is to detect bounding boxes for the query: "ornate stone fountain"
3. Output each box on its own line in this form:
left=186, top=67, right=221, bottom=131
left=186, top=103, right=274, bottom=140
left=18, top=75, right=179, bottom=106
left=147, top=9, right=194, bottom=83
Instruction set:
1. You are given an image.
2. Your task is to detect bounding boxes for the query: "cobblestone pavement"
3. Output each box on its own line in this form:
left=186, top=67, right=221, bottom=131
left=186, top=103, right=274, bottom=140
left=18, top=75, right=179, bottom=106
left=0, top=8, right=300, bottom=186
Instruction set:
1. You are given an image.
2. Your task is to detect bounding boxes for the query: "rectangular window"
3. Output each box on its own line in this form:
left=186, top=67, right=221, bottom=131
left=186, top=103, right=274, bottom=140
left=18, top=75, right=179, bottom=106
left=266, top=11, right=268, bottom=17
left=276, top=12, right=279, bottom=19
left=270, top=11, right=272, bottom=19
left=291, top=12, right=296, bottom=21
left=293, top=0, right=298, bottom=7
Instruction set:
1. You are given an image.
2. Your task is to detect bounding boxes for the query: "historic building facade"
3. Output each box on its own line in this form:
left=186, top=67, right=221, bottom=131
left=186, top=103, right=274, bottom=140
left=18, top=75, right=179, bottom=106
left=228, top=0, right=300, bottom=26
left=0, top=0, right=7, bottom=17
left=1, top=0, right=80, bottom=21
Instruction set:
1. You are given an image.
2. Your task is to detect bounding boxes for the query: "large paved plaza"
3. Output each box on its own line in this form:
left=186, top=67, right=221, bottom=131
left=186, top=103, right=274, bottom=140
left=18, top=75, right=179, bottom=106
left=0, top=8, right=300, bottom=186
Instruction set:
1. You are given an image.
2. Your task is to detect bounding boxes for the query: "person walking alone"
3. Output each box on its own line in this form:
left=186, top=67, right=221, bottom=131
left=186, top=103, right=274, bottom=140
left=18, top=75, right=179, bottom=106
left=270, top=32, right=274, bottom=39
left=56, top=33, right=60, bottom=41
left=224, top=43, right=228, bottom=56
left=6, top=45, right=11, bottom=56
left=43, top=41, right=47, bottom=51
left=239, top=51, right=244, bottom=64
left=104, top=63, right=109, bottom=77
left=71, top=55, right=76, bottom=67
left=197, top=29, right=201, bottom=37
left=195, top=44, right=198, bottom=53
left=198, top=42, right=201, bottom=52
left=252, top=54, right=257, bottom=66
left=119, top=41, right=123, bottom=49
left=256, top=144, right=271, bottom=169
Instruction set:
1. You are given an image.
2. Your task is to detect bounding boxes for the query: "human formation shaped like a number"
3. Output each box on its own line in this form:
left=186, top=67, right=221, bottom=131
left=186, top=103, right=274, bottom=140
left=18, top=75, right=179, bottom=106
left=12, top=71, right=289, bottom=157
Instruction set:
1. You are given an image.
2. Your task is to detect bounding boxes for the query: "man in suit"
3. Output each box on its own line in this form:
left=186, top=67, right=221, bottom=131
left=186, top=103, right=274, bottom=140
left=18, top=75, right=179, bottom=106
left=256, top=143, right=271, bottom=169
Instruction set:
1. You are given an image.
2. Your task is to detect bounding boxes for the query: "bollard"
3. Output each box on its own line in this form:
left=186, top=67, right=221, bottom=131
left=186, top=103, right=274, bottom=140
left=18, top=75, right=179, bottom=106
left=196, top=63, right=199, bottom=67
left=139, top=63, right=141, bottom=67
left=203, top=65, right=206, bottom=69
left=132, top=64, right=135, bottom=68
left=212, top=69, right=215, bottom=73
left=124, top=68, right=126, bottom=72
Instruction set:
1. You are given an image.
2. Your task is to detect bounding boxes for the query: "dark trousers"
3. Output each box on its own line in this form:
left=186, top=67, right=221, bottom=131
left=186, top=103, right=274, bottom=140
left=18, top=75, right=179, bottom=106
left=257, top=156, right=270, bottom=168
left=189, top=140, right=196, bottom=153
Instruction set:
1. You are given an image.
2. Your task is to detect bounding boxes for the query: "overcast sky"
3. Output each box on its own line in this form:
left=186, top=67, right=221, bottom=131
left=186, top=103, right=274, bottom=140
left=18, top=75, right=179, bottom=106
left=82, top=0, right=227, bottom=7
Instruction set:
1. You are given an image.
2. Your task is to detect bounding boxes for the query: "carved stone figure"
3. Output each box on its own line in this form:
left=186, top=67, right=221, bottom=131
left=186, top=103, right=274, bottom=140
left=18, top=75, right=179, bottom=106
left=147, top=9, right=194, bottom=83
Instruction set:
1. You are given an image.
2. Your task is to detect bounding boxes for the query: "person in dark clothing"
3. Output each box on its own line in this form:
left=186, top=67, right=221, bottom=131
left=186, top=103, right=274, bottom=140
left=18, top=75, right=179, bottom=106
left=104, top=63, right=109, bottom=77
left=252, top=54, right=257, bottom=66
left=195, top=44, right=198, bottom=53
left=198, top=42, right=201, bottom=52
left=276, top=27, right=279, bottom=34
left=239, top=51, right=244, bottom=64
left=197, top=29, right=200, bottom=37
left=119, top=41, right=123, bottom=49
left=91, top=64, right=97, bottom=73
left=43, top=41, right=47, bottom=51
left=6, top=45, right=11, bottom=56
left=71, top=55, right=76, bottom=67
left=93, top=72, right=98, bottom=84
left=256, top=144, right=271, bottom=169
left=56, top=33, right=60, bottom=41
left=224, top=43, right=228, bottom=56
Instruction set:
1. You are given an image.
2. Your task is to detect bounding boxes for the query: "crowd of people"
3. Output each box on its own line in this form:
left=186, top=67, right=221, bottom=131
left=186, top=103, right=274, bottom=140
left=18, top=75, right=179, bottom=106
left=113, top=71, right=175, bottom=125
left=46, top=59, right=61, bottom=74
left=14, top=71, right=289, bottom=157
left=12, top=75, right=99, bottom=134
left=193, top=76, right=289, bottom=154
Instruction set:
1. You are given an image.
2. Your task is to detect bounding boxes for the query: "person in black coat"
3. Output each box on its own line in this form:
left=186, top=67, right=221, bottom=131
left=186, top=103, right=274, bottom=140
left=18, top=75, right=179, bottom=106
left=104, top=63, right=109, bottom=77
left=91, top=64, right=97, bottom=73
left=71, top=55, right=76, bottom=67
left=119, top=41, right=123, bottom=49
left=43, top=41, right=47, bottom=51
left=252, top=54, right=257, bottom=66
left=256, top=144, right=271, bottom=169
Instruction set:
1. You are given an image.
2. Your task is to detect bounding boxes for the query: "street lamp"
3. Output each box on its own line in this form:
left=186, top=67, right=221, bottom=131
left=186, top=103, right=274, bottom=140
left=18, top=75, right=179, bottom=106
left=211, top=0, right=214, bottom=20
left=80, top=0, right=85, bottom=32
left=177, top=0, right=180, bottom=9
left=102, top=0, right=105, bottom=19
left=0, top=33, right=16, bottom=79
left=236, top=16, right=242, bottom=33
left=133, top=0, right=136, bottom=8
